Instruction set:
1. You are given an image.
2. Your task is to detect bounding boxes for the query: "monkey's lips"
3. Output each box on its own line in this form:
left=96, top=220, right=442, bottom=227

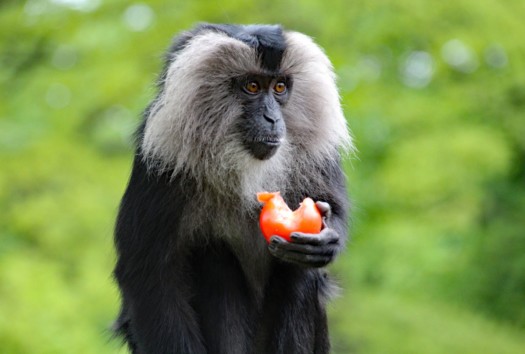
left=247, top=136, right=282, bottom=160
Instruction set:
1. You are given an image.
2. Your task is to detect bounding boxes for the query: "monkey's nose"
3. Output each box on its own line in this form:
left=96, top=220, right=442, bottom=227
left=263, top=114, right=280, bottom=124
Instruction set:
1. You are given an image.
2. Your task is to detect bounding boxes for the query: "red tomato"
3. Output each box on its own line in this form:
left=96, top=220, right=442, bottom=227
left=257, top=192, right=323, bottom=242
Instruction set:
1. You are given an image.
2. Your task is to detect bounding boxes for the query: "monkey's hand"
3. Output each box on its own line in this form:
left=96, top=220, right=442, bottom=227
left=268, top=202, right=341, bottom=268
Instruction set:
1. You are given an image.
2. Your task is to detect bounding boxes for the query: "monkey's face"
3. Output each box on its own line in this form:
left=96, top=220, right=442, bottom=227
left=234, top=74, right=291, bottom=160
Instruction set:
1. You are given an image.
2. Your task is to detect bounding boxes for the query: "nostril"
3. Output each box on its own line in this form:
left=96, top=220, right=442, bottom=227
left=263, top=114, right=279, bottom=124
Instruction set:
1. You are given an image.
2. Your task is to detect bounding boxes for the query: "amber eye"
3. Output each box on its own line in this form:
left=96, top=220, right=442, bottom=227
left=245, top=81, right=260, bottom=94
left=274, top=81, right=287, bottom=94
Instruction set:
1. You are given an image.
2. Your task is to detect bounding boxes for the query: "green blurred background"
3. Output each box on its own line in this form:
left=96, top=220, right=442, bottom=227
left=1, top=0, right=524, bottom=353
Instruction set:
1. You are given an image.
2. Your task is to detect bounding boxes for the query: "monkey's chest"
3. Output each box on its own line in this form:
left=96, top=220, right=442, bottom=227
left=187, top=234, right=271, bottom=307
left=186, top=239, right=322, bottom=353
left=186, top=239, right=267, bottom=351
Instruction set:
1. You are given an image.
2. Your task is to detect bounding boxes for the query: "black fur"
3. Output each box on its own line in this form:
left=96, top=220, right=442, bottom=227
left=242, top=24, right=286, bottom=72
left=114, top=155, right=348, bottom=353
left=113, top=24, right=349, bottom=354
left=166, top=23, right=286, bottom=74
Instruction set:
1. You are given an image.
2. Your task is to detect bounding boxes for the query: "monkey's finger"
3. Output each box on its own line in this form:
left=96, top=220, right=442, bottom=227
left=290, top=229, right=339, bottom=245
left=268, top=246, right=332, bottom=268
left=315, top=201, right=332, bottom=218
left=269, top=236, right=288, bottom=245
left=270, top=239, right=338, bottom=257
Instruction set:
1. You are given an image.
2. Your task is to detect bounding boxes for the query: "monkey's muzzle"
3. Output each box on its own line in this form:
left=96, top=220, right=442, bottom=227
left=248, top=137, right=282, bottom=160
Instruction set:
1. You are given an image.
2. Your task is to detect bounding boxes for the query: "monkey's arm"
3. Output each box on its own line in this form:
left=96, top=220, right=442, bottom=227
left=114, top=158, right=206, bottom=354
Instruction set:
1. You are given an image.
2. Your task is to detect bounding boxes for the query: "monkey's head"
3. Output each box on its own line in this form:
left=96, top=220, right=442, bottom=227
left=141, top=24, right=351, bottom=195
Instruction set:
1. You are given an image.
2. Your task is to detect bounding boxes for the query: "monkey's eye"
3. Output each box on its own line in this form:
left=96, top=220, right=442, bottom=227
left=244, top=81, right=260, bottom=94
left=274, top=81, right=287, bottom=94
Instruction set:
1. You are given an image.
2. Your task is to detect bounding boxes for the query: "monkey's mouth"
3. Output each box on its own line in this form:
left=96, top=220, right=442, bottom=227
left=247, top=136, right=282, bottom=160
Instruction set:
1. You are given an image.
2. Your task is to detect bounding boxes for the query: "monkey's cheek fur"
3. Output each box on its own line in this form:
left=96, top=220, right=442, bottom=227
left=247, top=140, right=281, bottom=160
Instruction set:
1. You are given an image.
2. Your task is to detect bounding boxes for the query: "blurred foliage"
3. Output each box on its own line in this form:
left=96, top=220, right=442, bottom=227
left=1, top=0, right=524, bottom=353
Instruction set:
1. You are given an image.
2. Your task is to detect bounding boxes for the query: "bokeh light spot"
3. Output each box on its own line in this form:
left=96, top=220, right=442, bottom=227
left=46, top=83, right=72, bottom=109
left=122, top=4, right=155, bottom=32
left=51, top=45, right=78, bottom=70
left=49, top=0, right=101, bottom=12
left=484, top=44, right=508, bottom=69
left=441, top=39, right=478, bottom=73
left=400, top=51, right=434, bottom=89
left=359, top=56, right=382, bottom=82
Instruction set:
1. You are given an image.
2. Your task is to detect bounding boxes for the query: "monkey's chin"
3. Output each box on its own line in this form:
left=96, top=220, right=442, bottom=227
left=248, top=141, right=280, bottom=160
